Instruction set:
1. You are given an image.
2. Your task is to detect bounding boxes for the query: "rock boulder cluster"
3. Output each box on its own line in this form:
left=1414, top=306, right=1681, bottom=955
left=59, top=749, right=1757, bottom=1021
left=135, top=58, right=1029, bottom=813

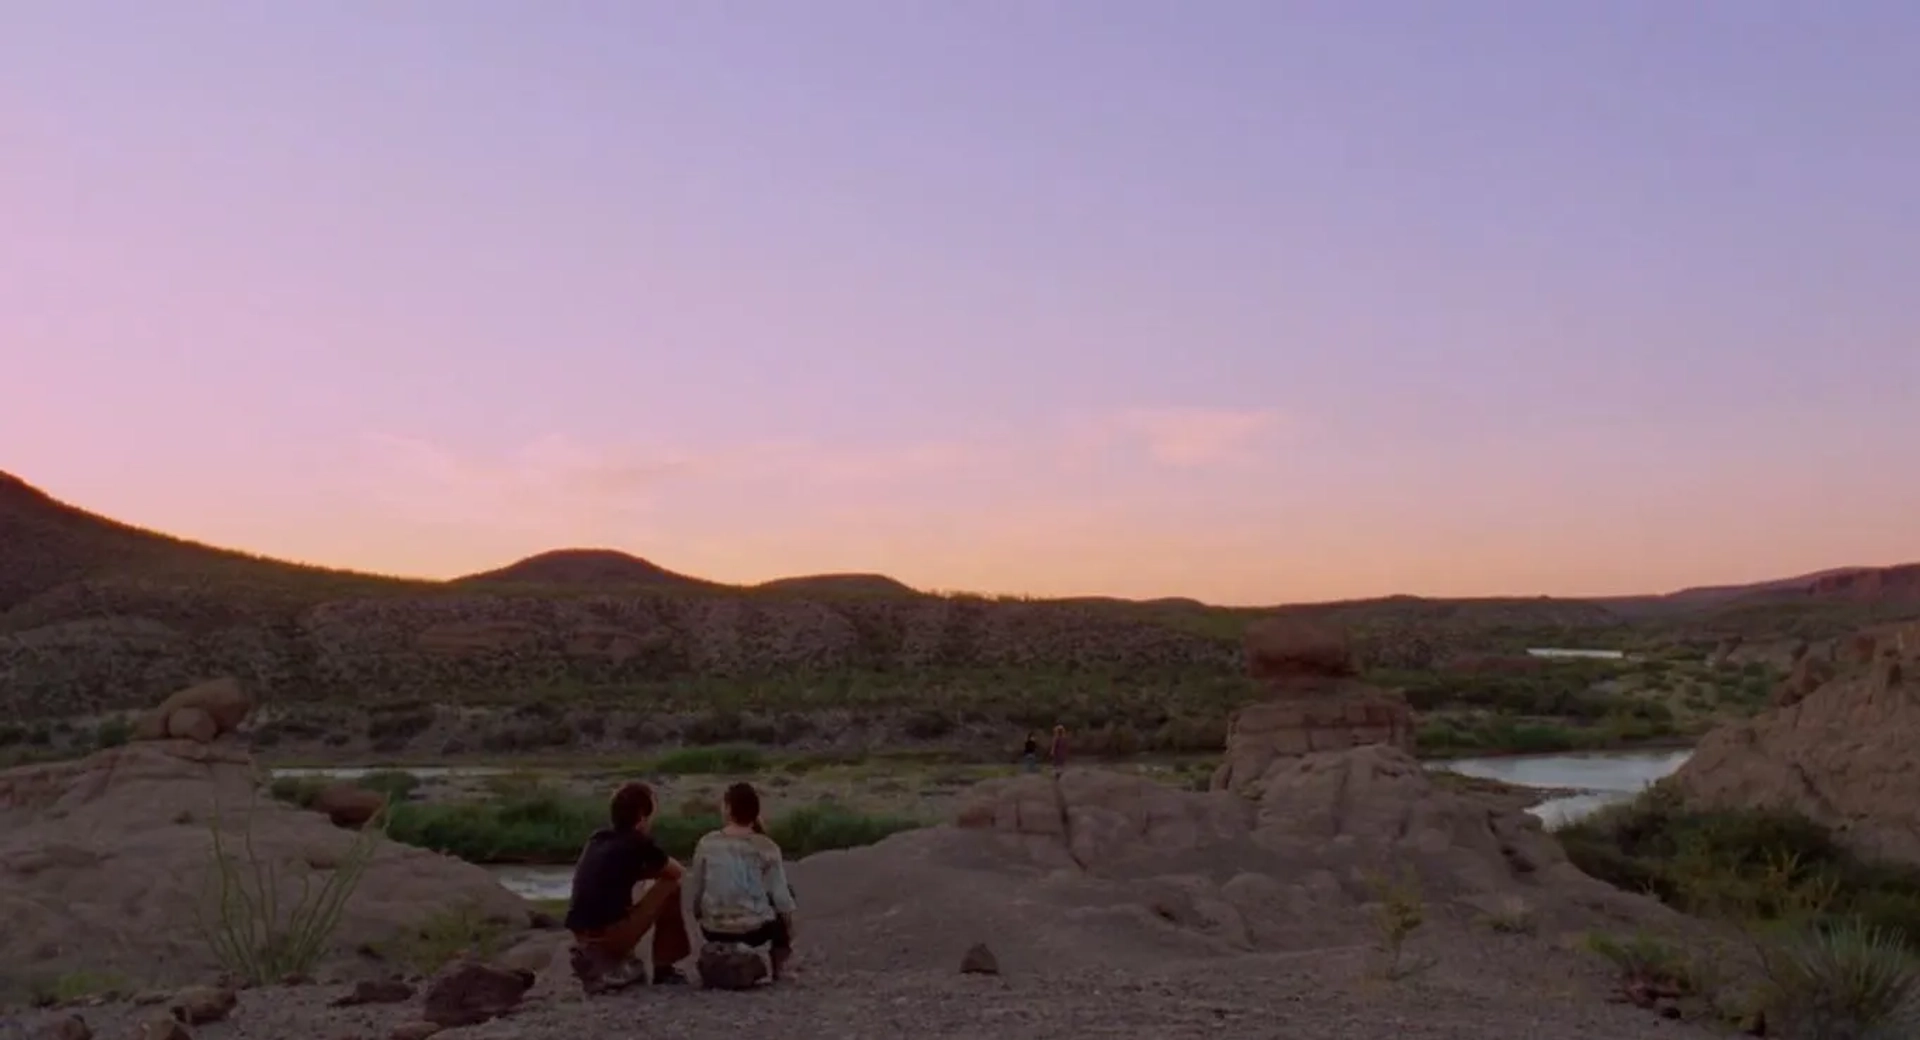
left=0, top=678, right=533, bottom=994
left=1671, top=619, right=1920, bottom=866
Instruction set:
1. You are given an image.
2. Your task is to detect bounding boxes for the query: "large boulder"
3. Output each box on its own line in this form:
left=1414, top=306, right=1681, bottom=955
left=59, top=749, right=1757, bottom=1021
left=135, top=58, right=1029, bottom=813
left=132, top=678, right=254, bottom=744
left=0, top=741, right=532, bottom=990
left=313, top=782, right=388, bottom=829
left=1670, top=620, right=1920, bottom=866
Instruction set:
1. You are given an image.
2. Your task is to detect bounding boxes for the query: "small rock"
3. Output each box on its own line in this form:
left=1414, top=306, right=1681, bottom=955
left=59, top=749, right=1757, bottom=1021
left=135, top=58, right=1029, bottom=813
left=696, top=943, right=768, bottom=991
left=129, top=993, right=168, bottom=1008
left=388, top=1023, right=441, bottom=1040
left=331, top=979, right=415, bottom=1007
left=959, top=942, right=1000, bottom=975
left=166, top=987, right=235, bottom=1026
left=131, top=1018, right=190, bottom=1040
left=420, top=962, right=532, bottom=1028
left=279, top=972, right=313, bottom=987
left=32, top=1014, right=90, bottom=1040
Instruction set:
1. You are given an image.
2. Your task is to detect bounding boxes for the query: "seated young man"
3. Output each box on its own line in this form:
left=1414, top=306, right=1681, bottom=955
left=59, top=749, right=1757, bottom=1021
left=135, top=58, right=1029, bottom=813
left=564, top=781, right=693, bottom=991
left=688, top=782, right=798, bottom=980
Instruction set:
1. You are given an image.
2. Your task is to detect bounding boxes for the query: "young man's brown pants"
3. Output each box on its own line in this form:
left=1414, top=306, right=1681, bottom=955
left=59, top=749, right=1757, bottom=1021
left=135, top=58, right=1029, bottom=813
left=571, top=873, right=692, bottom=969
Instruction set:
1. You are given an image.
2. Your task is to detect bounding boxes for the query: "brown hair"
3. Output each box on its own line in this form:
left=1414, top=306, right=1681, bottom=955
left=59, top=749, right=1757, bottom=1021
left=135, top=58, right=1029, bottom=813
left=609, top=781, right=656, bottom=831
left=723, top=781, right=762, bottom=828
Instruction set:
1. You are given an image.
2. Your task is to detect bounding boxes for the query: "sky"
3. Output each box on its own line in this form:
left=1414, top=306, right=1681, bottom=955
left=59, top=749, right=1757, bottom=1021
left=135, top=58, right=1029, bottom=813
left=4, top=1, right=1918, bottom=605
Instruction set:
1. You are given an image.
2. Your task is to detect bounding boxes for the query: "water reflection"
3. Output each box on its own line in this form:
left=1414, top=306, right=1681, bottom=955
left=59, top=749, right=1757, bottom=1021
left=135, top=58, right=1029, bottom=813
left=1433, top=748, right=1692, bottom=829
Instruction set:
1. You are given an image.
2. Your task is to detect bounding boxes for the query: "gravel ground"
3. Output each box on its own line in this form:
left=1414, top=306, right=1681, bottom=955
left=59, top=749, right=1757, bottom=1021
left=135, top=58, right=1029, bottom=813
left=9, top=938, right=1716, bottom=1040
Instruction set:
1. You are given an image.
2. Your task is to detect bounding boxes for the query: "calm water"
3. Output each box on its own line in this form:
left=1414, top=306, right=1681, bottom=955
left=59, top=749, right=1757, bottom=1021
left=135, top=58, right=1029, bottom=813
left=1433, top=748, right=1693, bottom=829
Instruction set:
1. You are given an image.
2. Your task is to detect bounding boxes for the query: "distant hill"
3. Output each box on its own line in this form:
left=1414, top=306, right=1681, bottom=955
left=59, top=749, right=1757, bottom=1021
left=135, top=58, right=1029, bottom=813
left=0, top=470, right=412, bottom=617
left=3, top=466, right=1918, bottom=722
left=754, top=573, right=922, bottom=597
left=458, top=549, right=720, bottom=591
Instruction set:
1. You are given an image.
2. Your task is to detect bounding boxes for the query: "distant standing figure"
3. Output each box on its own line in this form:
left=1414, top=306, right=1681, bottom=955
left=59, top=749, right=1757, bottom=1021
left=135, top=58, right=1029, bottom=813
left=1049, top=724, right=1068, bottom=775
left=1021, top=731, right=1039, bottom=773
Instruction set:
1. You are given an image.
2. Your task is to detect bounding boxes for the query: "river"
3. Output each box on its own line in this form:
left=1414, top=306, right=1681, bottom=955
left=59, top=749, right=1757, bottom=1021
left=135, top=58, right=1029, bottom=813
left=1431, top=747, right=1693, bottom=829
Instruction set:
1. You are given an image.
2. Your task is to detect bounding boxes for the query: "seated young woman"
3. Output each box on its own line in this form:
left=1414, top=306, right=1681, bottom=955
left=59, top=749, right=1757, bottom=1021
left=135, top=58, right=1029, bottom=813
left=687, top=782, right=798, bottom=981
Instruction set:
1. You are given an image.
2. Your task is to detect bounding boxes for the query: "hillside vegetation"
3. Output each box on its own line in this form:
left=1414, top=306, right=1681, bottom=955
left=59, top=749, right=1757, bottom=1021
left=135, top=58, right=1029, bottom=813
left=3, top=470, right=1917, bottom=760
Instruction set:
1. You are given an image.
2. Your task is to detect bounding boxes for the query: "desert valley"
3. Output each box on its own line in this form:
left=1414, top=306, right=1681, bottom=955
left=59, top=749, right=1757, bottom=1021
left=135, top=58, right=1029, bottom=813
left=4, top=470, right=1920, bottom=1039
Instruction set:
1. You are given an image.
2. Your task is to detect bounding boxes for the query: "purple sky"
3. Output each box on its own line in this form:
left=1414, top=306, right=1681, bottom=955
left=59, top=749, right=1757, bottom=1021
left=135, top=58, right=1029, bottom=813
left=5, top=1, right=1917, bottom=605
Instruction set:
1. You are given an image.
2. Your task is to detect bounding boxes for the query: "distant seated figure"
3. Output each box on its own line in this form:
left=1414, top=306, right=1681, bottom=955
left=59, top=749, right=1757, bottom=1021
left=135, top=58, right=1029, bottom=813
left=563, top=781, right=693, bottom=993
left=689, top=782, right=798, bottom=982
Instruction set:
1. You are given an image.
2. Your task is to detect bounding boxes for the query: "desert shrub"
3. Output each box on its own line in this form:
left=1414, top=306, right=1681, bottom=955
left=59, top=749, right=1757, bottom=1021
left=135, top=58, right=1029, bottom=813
left=1585, top=930, right=1700, bottom=998
left=200, top=796, right=382, bottom=984
left=1481, top=894, right=1537, bottom=935
left=93, top=718, right=132, bottom=749
left=1753, top=921, right=1920, bottom=1040
left=900, top=709, right=957, bottom=740
left=1363, top=864, right=1428, bottom=979
left=649, top=744, right=766, bottom=775
left=682, top=708, right=747, bottom=745
left=23, top=969, right=133, bottom=1007
left=267, top=775, right=328, bottom=809
left=1560, top=784, right=1920, bottom=950
left=1150, top=715, right=1227, bottom=753
left=366, top=709, right=435, bottom=751
left=376, top=901, right=517, bottom=975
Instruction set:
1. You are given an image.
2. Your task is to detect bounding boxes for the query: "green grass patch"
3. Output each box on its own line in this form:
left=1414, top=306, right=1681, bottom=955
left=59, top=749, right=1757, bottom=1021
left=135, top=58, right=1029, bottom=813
left=385, top=787, right=923, bottom=865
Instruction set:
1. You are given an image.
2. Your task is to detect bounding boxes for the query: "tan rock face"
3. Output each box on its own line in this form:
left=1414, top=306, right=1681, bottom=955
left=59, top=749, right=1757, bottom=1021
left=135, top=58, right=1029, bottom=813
left=1211, top=686, right=1414, bottom=792
left=0, top=741, right=532, bottom=988
left=798, top=746, right=1672, bottom=977
left=1209, top=622, right=1413, bottom=793
left=1671, top=619, right=1920, bottom=866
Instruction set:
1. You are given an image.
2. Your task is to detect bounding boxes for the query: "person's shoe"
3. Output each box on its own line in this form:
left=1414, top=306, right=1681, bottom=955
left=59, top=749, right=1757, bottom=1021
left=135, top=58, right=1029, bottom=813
left=570, top=945, right=610, bottom=995
left=602, top=958, right=649, bottom=991
left=651, top=965, right=691, bottom=986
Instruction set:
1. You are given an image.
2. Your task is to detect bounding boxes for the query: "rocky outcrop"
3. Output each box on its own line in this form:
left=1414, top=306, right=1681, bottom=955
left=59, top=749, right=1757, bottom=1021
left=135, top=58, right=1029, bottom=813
left=794, top=746, right=1672, bottom=977
left=1671, top=620, right=1920, bottom=866
left=131, top=678, right=254, bottom=744
left=1211, top=622, right=1413, bottom=793
left=0, top=740, right=532, bottom=989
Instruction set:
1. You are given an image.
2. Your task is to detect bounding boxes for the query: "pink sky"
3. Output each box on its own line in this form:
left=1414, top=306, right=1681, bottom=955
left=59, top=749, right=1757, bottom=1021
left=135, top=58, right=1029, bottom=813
left=5, top=3, right=1917, bottom=606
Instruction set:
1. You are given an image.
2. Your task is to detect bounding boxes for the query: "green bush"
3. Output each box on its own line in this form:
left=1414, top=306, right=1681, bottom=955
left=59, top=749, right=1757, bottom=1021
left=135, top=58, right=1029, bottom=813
left=386, top=788, right=920, bottom=865
left=1560, top=784, right=1920, bottom=950
left=93, top=719, right=132, bottom=749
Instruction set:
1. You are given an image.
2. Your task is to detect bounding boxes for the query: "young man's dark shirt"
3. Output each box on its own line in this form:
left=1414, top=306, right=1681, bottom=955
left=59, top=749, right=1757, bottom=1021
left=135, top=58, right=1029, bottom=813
left=564, top=827, right=670, bottom=932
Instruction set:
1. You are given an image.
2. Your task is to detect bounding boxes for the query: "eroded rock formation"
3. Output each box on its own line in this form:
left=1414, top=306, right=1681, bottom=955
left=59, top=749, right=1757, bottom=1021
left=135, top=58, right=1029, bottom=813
left=1671, top=619, right=1920, bottom=866
left=1210, top=621, right=1413, bottom=793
